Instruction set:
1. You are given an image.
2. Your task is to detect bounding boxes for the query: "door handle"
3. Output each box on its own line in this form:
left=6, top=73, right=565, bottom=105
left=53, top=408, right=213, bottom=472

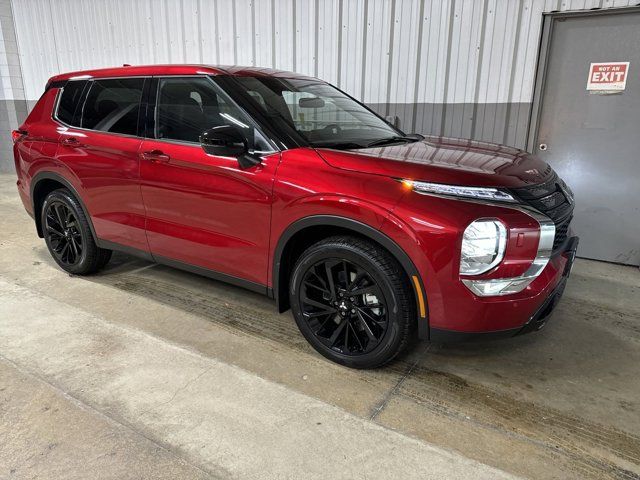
left=140, top=150, right=170, bottom=163
left=61, top=137, right=82, bottom=147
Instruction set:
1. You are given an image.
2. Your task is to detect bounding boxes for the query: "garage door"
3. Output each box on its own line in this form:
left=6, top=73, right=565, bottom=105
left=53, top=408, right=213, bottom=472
left=534, top=9, right=640, bottom=266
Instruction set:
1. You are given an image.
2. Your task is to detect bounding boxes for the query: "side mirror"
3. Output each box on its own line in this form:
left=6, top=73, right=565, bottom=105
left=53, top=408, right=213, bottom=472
left=405, top=133, right=425, bottom=141
left=200, top=125, right=248, bottom=158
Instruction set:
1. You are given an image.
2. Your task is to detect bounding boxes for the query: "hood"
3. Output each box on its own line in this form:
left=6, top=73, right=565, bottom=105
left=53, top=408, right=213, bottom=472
left=315, top=135, right=553, bottom=188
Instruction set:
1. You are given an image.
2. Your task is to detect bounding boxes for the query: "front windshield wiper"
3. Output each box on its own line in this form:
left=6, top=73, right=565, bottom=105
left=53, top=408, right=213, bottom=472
left=313, top=141, right=367, bottom=150
left=366, top=135, right=423, bottom=148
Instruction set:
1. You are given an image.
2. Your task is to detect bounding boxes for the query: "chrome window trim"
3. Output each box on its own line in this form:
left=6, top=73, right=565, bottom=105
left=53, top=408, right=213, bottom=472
left=140, top=135, right=277, bottom=159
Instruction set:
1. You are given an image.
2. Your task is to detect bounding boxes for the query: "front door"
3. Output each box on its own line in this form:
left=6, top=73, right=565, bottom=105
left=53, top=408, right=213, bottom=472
left=534, top=10, right=640, bottom=265
left=139, top=76, right=278, bottom=288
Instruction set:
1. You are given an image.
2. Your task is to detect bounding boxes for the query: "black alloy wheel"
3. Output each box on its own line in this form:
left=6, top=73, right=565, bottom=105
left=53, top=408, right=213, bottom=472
left=41, top=188, right=112, bottom=275
left=300, top=258, right=388, bottom=355
left=290, top=236, right=415, bottom=369
left=44, top=200, right=83, bottom=266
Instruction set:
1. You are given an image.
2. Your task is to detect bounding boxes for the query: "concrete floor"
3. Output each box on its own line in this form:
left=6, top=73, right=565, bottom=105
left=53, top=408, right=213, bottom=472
left=0, top=173, right=639, bottom=480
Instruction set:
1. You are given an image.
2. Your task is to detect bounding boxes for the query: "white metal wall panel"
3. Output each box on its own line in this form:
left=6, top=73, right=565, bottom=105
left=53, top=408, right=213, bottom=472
left=388, top=0, right=420, bottom=105
left=10, top=0, right=638, bottom=143
left=339, top=0, right=366, bottom=99
left=315, top=0, right=340, bottom=84
left=273, top=0, right=294, bottom=71
left=253, top=0, right=273, bottom=68
left=235, top=0, right=255, bottom=66
left=362, top=0, right=392, bottom=105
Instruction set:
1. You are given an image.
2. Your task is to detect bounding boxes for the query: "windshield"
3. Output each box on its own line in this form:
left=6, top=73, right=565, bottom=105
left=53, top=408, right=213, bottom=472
left=232, top=76, right=409, bottom=149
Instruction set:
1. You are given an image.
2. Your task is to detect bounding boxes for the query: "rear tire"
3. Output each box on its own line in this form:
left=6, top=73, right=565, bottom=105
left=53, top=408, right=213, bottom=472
left=41, top=188, right=112, bottom=275
left=289, top=235, right=415, bottom=369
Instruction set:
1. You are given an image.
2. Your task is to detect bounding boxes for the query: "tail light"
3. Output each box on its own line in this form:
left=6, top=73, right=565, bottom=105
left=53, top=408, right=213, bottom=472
left=12, top=129, right=27, bottom=143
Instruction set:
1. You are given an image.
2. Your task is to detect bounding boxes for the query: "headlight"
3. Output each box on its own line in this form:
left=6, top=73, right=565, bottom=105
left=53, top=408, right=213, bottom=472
left=402, top=180, right=517, bottom=203
left=460, top=219, right=507, bottom=275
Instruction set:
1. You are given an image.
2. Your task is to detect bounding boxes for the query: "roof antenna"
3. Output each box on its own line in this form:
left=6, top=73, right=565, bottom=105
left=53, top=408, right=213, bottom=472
left=122, top=63, right=131, bottom=67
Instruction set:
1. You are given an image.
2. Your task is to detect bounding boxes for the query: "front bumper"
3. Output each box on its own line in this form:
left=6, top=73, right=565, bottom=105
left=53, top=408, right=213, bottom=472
left=430, top=236, right=579, bottom=343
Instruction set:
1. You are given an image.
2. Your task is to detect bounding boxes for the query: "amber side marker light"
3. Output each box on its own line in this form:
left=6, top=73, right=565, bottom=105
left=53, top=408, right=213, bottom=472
left=411, top=275, right=426, bottom=318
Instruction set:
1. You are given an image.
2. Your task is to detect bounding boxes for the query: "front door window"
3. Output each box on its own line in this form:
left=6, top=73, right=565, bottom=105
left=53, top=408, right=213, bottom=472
left=154, top=77, right=272, bottom=152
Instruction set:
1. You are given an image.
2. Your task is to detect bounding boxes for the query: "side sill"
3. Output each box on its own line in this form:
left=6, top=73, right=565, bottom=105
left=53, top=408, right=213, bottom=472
left=154, top=255, right=268, bottom=296
left=97, top=239, right=154, bottom=262
left=96, top=239, right=269, bottom=296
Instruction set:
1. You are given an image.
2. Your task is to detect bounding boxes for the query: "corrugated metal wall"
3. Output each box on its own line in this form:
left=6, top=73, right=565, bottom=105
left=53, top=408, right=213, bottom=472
left=10, top=0, right=637, bottom=149
left=1, top=0, right=26, bottom=171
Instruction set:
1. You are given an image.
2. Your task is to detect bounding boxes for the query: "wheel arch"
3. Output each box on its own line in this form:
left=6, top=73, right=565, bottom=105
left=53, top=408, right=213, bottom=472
left=272, top=215, right=428, bottom=338
left=30, top=171, right=98, bottom=241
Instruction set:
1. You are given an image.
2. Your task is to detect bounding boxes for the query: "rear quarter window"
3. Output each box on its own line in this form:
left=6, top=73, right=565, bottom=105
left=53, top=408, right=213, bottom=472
left=56, top=80, right=87, bottom=126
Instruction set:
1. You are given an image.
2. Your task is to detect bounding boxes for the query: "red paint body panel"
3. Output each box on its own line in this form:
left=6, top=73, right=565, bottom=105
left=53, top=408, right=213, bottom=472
left=15, top=64, right=576, bottom=338
left=139, top=139, right=278, bottom=285
left=382, top=193, right=569, bottom=332
left=55, top=128, right=148, bottom=252
left=317, top=137, right=553, bottom=188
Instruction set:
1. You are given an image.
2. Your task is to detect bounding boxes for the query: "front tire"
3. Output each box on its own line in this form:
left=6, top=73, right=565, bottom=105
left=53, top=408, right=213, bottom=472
left=289, top=236, right=415, bottom=369
left=41, top=188, right=112, bottom=275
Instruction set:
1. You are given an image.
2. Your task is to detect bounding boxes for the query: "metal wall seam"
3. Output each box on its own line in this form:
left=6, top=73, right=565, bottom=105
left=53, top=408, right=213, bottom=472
left=9, top=0, right=638, bottom=147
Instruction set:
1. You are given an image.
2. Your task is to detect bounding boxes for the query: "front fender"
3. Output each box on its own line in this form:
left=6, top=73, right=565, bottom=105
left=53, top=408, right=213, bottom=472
left=270, top=210, right=430, bottom=338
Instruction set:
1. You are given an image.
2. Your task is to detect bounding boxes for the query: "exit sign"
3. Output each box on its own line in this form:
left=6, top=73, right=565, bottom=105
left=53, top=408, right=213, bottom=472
left=587, top=62, right=630, bottom=92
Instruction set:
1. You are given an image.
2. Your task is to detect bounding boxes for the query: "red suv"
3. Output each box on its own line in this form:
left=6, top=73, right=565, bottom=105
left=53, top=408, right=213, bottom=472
left=13, top=65, right=578, bottom=368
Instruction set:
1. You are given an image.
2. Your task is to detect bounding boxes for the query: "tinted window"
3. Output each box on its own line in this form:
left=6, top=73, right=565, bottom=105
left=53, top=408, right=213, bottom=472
left=154, top=77, right=271, bottom=151
left=80, top=78, right=144, bottom=135
left=56, top=80, right=87, bottom=126
left=234, top=77, right=402, bottom=149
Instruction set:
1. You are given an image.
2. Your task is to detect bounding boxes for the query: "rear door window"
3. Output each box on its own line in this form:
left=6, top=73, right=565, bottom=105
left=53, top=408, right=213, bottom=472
left=56, top=80, right=87, bottom=127
left=80, top=78, right=145, bottom=135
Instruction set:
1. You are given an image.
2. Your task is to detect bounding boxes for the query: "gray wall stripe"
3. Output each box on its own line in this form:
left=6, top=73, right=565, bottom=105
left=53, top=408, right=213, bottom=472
left=410, top=0, right=426, bottom=133
left=359, top=0, right=369, bottom=102
left=270, top=0, right=276, bottom=68
left=470, top=0, right=489, bottom=141
left=232, top=0, right=238, bottom=64
left=291, top=0, right=296, bottom=72
left=384, top=0, right=396, bottom=116
left=46, top=0, right=60, bottom=71
left=336, top=0, right=343, bottom=86
left=503, top=0, right=525, bottom=145
left=440, top=0, right=457, bottom=135
left=180, top=0, right=187, bottom=61
left=313, top=0, right=319, bottom=77
left=164, top=0, right=173, bottom=61
left=197, top=0, right=203, bottom=62
left=251, top=0, right=256, bottom=66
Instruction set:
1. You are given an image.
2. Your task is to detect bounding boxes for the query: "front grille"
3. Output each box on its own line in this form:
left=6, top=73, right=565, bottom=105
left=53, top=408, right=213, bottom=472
left=511, top=172, right=574, bottom=252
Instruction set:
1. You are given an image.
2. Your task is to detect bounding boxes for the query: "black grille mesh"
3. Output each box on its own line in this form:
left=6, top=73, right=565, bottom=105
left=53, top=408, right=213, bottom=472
left=511, top=172, right=574, bottom=252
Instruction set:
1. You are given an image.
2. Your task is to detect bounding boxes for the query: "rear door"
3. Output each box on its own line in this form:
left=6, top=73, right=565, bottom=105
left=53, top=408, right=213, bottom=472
left=55, top=77, right=149, bottom=252
left=138, top=76, right=278, bottom=288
